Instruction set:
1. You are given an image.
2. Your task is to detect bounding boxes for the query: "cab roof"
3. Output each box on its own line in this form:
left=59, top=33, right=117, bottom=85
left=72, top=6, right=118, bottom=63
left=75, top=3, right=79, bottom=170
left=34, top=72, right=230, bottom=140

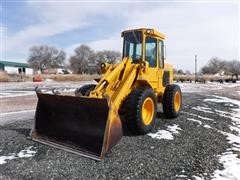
left=121, top=28, right=165, bottom=40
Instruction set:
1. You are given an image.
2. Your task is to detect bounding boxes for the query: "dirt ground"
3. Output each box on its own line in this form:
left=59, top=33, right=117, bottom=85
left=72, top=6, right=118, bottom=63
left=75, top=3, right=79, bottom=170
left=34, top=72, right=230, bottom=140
left=0, top=81, right=240, bottom=179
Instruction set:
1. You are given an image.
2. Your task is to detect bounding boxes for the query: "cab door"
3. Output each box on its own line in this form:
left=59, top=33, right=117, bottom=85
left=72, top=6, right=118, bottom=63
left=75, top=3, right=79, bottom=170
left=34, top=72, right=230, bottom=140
left=158, top=40, right=165, bottom=90
left=144, top=36, right=159, bottom=91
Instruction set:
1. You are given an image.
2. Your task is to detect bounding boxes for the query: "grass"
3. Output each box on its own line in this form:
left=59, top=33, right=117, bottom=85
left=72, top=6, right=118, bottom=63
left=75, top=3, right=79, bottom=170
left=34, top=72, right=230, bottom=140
left=0, top=72, right=10, bottom=82
left=1, top=72, right=237, bottom=83
left=0, top=73, right=101, bottom=82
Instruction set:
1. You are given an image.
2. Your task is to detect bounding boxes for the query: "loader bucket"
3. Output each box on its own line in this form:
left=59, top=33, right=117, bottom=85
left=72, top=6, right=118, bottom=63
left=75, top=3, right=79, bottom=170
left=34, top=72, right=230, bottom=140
left=30, top=93, right=123, bottom=160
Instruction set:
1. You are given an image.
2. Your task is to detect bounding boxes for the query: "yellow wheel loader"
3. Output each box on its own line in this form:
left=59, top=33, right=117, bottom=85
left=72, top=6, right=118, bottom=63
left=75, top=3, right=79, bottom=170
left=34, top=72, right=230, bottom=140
left=30, top=28, right=182, bottom=160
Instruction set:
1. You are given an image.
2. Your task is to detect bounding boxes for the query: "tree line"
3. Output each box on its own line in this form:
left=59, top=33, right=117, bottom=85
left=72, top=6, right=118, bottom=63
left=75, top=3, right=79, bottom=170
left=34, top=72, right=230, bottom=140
left=27, top=45, right=121, bottom=74
left=175, top=57, right=240, bottom=75
left=28, top=45, right=239, bottom=75
left=200, top=57, right=240, bottom=75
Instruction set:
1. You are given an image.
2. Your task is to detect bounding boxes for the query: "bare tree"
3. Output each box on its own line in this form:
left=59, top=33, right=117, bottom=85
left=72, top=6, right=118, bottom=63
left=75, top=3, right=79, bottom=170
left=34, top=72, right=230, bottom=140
left=201, top=57, right=240, bottom=75
left=201, top=57, right=225, bottom=74
left=227, top=60, right=240, bottom=75
left=28, top=45, right=66, bottom=72
left=177, top=69, right=184, bottom=75
left=69, top=44, right=121, bottom=74
left=69, top=45, right=94, bottom=74
left=96, top=50, right=121, bottom=64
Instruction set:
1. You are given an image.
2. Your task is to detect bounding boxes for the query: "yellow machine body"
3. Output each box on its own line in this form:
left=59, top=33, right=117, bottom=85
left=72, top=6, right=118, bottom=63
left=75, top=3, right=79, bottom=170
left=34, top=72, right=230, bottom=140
left=30, top=28, right=175, bottom=160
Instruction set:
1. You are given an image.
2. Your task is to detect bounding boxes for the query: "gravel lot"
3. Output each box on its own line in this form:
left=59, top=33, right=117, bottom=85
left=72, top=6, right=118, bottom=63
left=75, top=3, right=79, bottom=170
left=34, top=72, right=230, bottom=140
left=0, top=81, right=240, bottom=179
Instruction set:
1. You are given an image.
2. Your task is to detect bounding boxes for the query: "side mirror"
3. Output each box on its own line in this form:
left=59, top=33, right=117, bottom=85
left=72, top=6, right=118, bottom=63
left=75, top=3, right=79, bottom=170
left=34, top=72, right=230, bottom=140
left=161, top=44, right=166, bottom=60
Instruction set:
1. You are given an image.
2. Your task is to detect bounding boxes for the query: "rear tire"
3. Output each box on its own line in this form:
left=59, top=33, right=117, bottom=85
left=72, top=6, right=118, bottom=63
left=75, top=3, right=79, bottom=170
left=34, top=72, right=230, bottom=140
left=75, top=84, right=96, bottom=97
left=163, top=84, right=182, bottom=118
left=121, top=87, right=157, bottom=135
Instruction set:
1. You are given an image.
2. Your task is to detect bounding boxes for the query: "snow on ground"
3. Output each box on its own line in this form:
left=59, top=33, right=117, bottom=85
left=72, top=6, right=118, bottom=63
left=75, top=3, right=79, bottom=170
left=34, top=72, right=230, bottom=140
left=0, top=146, right=37, bottom=165
left=182, top=111, right=214, bottom=121
left=0, top=81, right=95, bottom=98
left=192, top=106, right=214, bottom=114
left=213, top=152, right=240, bottom=180
left=0, top=110, right=35, bottom=125
left=187, top=118, right=202, bottom=125
left=148, top=124, right=182, bottom=140
left=203, top=95, right=240, bottom=179
left=178, top=81, right=240, bottom=93
left=203, top=124, right=212, bottom=129
left=0, top=91, right=35, bottom=98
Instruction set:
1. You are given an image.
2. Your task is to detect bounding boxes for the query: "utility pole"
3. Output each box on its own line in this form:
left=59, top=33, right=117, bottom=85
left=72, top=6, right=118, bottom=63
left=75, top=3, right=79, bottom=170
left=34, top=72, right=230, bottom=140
left=195, top=55, right=197, bottom=83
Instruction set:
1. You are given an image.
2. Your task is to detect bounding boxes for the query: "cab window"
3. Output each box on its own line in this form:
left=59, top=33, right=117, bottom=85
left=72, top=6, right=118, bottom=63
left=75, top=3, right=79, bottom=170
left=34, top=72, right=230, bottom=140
left=145, top=37, right=157, bottom=67
left=123, top=31, right=142, bottom=63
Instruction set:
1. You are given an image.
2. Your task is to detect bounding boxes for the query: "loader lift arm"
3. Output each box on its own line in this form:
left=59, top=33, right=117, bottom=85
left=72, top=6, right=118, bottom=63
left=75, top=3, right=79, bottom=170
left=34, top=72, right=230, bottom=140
left=90, top=57, right=139, bottom=109
left=89, top=57, right=140, bottom=157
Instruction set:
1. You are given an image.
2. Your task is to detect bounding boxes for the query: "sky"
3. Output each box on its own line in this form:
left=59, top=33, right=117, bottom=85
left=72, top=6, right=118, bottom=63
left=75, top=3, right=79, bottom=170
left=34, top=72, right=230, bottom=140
left=0, top=0, right=239, bottom=71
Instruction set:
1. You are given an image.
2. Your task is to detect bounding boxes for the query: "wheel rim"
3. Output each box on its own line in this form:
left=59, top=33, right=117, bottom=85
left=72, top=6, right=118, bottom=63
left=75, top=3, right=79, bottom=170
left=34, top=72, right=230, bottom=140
left=142, top=97, right=154, bottom=125
left=174, top=91, right=181, bottom=112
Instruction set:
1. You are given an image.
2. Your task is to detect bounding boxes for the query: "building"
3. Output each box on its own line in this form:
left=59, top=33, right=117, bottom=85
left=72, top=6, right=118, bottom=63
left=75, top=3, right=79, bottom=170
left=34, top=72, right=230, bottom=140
left=0, top=61, right=33, bottom=75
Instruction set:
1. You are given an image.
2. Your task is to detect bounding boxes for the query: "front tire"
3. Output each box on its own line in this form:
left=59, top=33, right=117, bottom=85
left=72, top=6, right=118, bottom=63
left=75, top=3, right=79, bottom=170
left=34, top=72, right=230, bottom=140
left=75, top=84, right=96, bottom=97
left=121, top=87, right=157, bottom=134
left=163, top=84, right=182, bottom=118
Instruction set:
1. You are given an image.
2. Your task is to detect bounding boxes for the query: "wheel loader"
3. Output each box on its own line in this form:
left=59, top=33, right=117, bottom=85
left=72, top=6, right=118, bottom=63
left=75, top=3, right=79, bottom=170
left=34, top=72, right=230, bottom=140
left=30, top=28, right=182, bottom=160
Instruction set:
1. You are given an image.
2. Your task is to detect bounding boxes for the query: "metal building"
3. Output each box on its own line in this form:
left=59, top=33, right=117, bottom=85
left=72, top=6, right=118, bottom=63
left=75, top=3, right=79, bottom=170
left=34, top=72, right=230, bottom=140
left=0, top=61, right=33, bottom=75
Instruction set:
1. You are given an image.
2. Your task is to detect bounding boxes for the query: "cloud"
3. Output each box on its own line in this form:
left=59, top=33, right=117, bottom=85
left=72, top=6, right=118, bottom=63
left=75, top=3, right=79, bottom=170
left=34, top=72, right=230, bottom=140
left=4, top=2, right=239, bottom=71
left=82, top=3, right=239, bottom=70
left=5, top=2, right=97, bottom=53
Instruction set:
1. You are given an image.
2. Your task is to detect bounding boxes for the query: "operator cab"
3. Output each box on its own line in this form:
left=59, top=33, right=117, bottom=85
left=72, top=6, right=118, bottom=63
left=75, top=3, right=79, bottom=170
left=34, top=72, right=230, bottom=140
left=122, top=28, right=166, bottom=68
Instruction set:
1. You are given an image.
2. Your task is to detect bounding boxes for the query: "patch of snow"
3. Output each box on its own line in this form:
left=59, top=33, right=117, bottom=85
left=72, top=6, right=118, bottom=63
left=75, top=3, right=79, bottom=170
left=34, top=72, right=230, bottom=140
left=0, top=109, right=35, bottom=125
left=176, top=174, right=187, bottom=178
left=0, top=81, right=95, bottom=98
left=0, top=91, right=35, bottom=98
left=230, top=126, right=240, bottom=134
left=215, top=109, right=232, bottom=115
left=209, top=95, right=240, bottom=179
left=167, top=124, right=182, bottom=134
left=225, top=103, right=235, bottom=107
left=0, top=146, right=37, bottom=165
left=187, top=118, right=202, bottom=125
left=148, top=130, right=174, bottom=140
left=148, top=124, right=182, bottom=140
left=18, top=148, right=37, bottom=158
left=204, top=95, right=240, bottom=107
left=192, top=175, right=203, bottom=180
left=220, top=131, right=240, bottom=149
left=203, top=125, right=212, bottom=129
left=0, top=109, right=35, bottom=116
left=225, top=84, right=240, bottom=88
left=182, top=111, right=214, bottom=121
left=0, top=155, right=16, bottom=165
left=199, top=106, right=211, bottom=110
left=198, top=116, right=214, bottom=121
left=213, top=152, right=240, bottom=180
left=192, top=106, right=213, bottom=114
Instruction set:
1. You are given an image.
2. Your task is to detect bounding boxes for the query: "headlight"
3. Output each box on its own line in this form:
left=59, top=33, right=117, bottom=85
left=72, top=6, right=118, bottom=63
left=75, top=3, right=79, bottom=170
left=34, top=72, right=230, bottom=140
left=100, top=63, right=106, bottom=69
